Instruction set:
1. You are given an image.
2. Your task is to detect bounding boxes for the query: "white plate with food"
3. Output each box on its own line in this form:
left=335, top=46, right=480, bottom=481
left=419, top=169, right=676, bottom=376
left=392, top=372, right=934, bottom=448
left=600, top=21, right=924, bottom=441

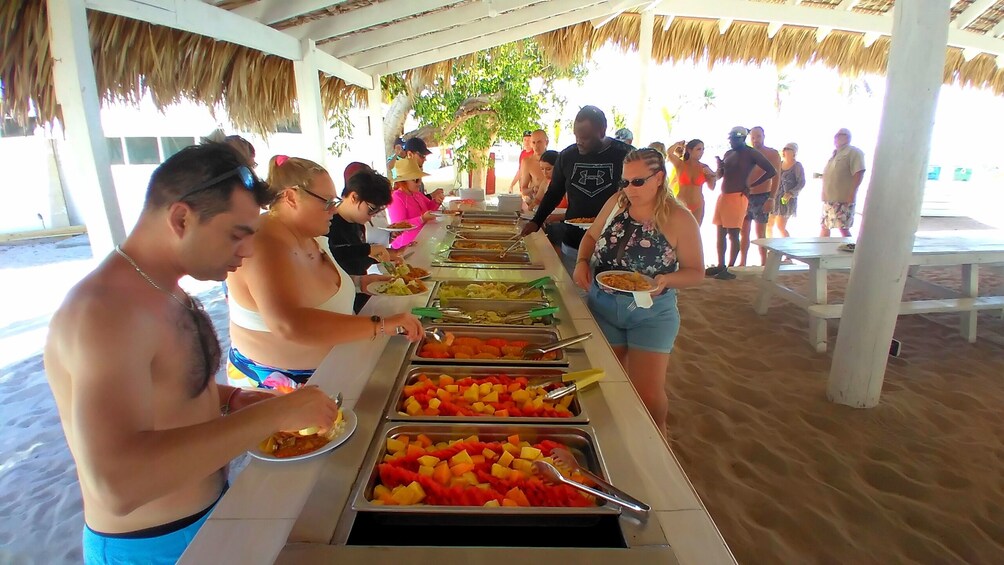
left=367, top=277, right=431, bottom=296
left=564, top=217, right=595, bottom=229
left=251, top=408, right=358, bottom=462
left=596, top=270, right=657, bottom=293
left=378, top=222, right=416, bottom=232
left=378, top=263, right=432, bottom=281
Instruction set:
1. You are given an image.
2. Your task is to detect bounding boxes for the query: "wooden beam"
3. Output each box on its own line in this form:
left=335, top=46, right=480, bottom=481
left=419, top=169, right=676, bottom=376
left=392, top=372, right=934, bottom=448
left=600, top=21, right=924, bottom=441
left=650, top=0, right=1004, bottom=58
left=293, top=41, right=329, bottom=169
left=231, top=0, right=349, bottom=26
left=287, top=0, right=461, bottom=42
left=591, top=0, right=642, bottom=29
left=85, top=0, right=301, bottom=59
left=836, top=0, right=860, bottom=10
left=305, top=42, right=374, bottom=89
left=364, top=0, right=621, bottom=75
left=953, top=0, right=995, bottom=30
left=992, top=19, right=1004, bottom=38
left=323, top=0, right=538, bottom=57
left=344, top=0, right=609, bottom=68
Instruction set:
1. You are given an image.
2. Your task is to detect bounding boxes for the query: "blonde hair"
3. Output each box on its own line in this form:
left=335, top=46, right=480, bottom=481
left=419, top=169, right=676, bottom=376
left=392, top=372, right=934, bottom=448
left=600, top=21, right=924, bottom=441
left=618, top=148, right=685, bottom=228
left=265, top=156, right=328, bottom=208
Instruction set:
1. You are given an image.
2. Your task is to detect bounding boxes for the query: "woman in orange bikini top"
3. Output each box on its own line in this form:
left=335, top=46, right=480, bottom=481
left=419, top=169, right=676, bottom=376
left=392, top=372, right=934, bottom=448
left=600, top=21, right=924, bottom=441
left=667, top=139, right=717, bottom=225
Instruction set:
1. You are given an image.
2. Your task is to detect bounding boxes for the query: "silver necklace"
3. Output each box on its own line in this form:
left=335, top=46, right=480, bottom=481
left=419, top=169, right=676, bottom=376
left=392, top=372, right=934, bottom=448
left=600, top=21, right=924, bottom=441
left=115, top=246, right=197, bottom=311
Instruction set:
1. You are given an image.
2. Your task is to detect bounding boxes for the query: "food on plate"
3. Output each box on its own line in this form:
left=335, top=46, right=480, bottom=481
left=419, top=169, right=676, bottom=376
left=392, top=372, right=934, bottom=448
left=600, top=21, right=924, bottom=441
left=399, top=373, right=574, bottom=418
left=370, top=433, right=596, bottom=507
left=259, top=409, right=345, bottom=458
left=387, top=221, right=415, bottom=230
left=438, top=282, right=538, bottom=300
left=452, top=241, right=521, bottom=251
left=597, top=271, right=654, bottom=292
left=391, top=263, right=429, bottom=281
left=566, top=217, right=596, bottom=224
left=376, top=277, right=429, bottom=296
left=417, top=336, right=558, bottom=360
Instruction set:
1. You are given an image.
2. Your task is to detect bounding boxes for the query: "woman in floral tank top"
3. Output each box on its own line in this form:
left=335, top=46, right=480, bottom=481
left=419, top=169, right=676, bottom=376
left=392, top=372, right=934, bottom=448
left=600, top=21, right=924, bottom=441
left=572, top=148, right=704, bottom=434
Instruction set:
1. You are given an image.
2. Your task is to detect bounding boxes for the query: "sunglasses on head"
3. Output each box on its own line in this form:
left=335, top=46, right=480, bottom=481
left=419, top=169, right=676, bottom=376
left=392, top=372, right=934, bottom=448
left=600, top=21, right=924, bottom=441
left=618, top=171, right=659, bottom=189
left=178, top=165, right=258, bottom=201
left=297, top=185, right=341, bottom=211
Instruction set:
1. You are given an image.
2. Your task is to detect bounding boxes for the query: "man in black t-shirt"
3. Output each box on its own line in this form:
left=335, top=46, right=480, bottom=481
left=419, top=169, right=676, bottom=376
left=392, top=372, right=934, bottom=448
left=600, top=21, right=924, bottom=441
left=521, top=106, right=631, bottom=274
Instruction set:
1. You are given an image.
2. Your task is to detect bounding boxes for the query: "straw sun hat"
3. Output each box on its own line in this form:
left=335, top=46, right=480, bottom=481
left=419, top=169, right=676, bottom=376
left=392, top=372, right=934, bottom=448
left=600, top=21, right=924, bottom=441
left=393, top=158, right=429, bottom=183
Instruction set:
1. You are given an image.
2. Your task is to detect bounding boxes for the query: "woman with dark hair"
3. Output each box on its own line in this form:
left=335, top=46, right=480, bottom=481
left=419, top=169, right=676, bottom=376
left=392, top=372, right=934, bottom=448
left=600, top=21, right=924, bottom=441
left=538, top=150, right=568, bottom=253
left=326, top=168, right=398, bottom=312
left=667, top=139, right=717, bottom=225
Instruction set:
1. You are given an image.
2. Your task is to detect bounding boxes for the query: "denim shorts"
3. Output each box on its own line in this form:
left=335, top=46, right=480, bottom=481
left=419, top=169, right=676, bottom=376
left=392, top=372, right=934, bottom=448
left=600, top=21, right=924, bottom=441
left=587, top=282, right=680, bottom=354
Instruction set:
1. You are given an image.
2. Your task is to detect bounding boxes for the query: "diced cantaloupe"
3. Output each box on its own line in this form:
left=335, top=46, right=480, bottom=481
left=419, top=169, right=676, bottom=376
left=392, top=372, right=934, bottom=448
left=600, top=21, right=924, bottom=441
left=501, top=498, right=519, bottom=507
left=438, top=375, right=454, bottom=386
left=432, top=461, right=451, bottom=485
left=406, top=444, right=425, bottom=458
left=507, top=434, right=520, bottom=445
left=416, top=434, right=433, bottom=447
left=494, top=409, right=509, bottom=417
left=451, top=462, right=475, bottom=476
left=471, top=455, right=486, bottom=465
left=505, top=487, right=530, bottom=507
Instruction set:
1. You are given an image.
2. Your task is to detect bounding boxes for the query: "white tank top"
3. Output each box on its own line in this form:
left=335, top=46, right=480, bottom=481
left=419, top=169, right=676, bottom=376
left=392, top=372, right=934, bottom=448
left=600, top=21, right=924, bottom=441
left=229, top=236, right=355, bottom=332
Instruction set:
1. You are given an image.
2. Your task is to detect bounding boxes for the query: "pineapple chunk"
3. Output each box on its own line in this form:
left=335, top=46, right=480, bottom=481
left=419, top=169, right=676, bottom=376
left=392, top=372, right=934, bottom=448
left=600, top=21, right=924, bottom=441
left=482, top=391, right=499, bottom=404
left=492, top=384, right=506, bottom=394
left=406, top=481, right=426, bottom=503
left=445, top=384, right=460, bottom=393
left=418, top=465, right=435, bottom=477
left=465, top=434, right=480, bottom=443
left=472, top=401, right=485, bottom=413
left=519, top=446, right=542, bottom=460
left=405, top=402, right=422, bottom=416
left=450, top=449, right=473, bottom=466
left=512, top=458, right=533, bottom=474
left=532, top=396, right=545, bottom=409
left=435, top=442, right=450, bottom=450
left=484, top=499, right=501, bottom=507
left=498, top=450, right=515, bottom=468
left=491, top=463, right=510, bottom=479
left=463, top=386, right=479, bottom=403
left=386, top=437, right=406, bottom=454
left=502, top=442, right=520, bottom=455
left=482, top=448, right=498, bottom=460
left=462, top=471, right=479, bottom=485
left=482, top=405, right=495, bottom=415
left=373, top=485, right=391, bottom=498
left=511, top=389, right=530, bottom=403
left=417, top=455, right=440, bottom=467
left=391, top=486, right=416, bottom=505
left=478, top=382, right=492, bottom=396
left=428, top=397, right=442, bottom=410
left=559, top=395, right=573, bottom=408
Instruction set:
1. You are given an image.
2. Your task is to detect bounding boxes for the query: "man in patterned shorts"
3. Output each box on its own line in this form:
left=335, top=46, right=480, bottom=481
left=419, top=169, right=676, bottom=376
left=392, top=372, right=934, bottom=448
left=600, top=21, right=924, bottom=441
left=821, top=128, right=866, bottom=237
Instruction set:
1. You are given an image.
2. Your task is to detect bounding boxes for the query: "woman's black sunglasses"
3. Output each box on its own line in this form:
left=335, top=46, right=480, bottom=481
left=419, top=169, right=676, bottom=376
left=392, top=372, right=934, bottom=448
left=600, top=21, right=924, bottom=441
left=178, top=166, right=258, bottom=201
left=297, top=186, right=341, bottom=211
left=618, top=171, right=659, bottom=189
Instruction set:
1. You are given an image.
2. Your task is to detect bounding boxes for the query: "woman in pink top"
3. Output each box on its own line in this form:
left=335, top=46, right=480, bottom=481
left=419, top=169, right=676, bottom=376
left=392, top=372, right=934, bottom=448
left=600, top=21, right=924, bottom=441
left=387, top=158, right=443, bottom=248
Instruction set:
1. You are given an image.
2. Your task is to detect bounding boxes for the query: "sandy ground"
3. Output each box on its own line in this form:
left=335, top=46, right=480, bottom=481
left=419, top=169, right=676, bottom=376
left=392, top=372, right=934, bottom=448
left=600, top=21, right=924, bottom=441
left=2, top=218, right=1003, bottom=563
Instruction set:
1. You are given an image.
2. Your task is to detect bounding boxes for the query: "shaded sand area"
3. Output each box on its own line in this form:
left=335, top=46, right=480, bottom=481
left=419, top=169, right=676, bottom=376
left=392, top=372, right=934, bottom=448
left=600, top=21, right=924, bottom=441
left=668, top=269, right=1004, bottom=563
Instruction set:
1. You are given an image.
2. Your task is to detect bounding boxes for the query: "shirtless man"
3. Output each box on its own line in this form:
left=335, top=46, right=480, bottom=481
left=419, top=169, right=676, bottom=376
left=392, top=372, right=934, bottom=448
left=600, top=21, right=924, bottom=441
left=509, top=131, right=534, bottom=192
left=519, top=129, right=550, bottom=205
left=740, top=126, right=782, bottom=267
left=707, top=127, right=777, bottom=280
left=44, top=143, right=341, bottom=564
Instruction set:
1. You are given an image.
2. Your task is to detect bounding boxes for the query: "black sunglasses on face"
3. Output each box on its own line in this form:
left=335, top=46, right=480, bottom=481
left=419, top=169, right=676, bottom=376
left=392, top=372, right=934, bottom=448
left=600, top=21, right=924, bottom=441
left=178, top=166, right=257, bottom=201
left=297, top=186, right=340, bottom=211
left=618, top=171, right=659, bottom=189
left=365, top=202, right=387, bottom=216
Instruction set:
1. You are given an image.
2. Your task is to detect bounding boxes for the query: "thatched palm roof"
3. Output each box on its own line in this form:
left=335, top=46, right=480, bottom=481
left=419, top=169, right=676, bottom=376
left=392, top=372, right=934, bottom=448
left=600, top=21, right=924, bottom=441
left=2, top=0, right=1003, bottom=135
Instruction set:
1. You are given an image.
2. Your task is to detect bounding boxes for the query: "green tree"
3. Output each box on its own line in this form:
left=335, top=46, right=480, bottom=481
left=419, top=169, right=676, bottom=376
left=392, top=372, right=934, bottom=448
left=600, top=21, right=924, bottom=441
left=407, top=40, right=583, bottom=187
left=610, top=107, right=628, bottom=131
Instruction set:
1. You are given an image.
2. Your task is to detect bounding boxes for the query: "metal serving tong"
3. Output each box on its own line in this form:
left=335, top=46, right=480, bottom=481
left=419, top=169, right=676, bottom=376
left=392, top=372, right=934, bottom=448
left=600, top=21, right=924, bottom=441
left=522, top=332, right=592, bottom=359
left=497, top=239, right=524, bottom=259
left=548, top=448, right=651, bottom=514
left=503, top=306, right=559, bottom=324
left=502, top=276, right=551, bottom=297
left=411, top=306, right=473, bottom=322
left=531, top=460, right=650, bottom=514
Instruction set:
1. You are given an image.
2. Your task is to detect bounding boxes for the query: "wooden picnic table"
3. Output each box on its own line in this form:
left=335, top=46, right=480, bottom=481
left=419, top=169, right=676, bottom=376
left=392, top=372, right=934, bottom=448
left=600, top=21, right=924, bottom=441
left=752, top=234, right=1004, bottom=352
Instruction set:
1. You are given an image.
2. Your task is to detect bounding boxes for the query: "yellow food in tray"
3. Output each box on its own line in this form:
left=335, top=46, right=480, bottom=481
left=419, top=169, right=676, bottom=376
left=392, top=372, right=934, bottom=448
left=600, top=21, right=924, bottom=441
left=438, top=282, right=536, bottom=300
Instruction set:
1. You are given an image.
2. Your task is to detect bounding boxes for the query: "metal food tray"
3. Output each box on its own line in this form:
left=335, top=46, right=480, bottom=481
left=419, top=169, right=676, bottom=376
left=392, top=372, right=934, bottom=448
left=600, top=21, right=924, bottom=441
left=388, top=365, right=587, bottom=423
left=432, top=280, right=548, bottom=303
left=460, top=211, right=520, bottom=219
left=448, top=230, right=519, bottom=240
left=427, top=299, right=555, bottom=326
left=447, top=249, right=531, bottom=264
left=459, top=219, right=520, bottom=228
left=449, top=239, right=528, bottom=252
left=411, top=325, right=568, bottom=366
left=351, top=423, right=614, bottom=515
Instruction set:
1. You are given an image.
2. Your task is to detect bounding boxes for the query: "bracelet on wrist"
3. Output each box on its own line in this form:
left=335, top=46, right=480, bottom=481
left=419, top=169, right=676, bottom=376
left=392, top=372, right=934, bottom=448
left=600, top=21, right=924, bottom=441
left=221, top=387, right=240, bottom=416
left=370, top=315, right=381, bottom=341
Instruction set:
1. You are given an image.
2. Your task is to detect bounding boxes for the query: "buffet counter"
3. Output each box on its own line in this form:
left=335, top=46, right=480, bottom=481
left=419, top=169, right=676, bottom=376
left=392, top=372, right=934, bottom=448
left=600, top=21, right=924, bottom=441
left=181, top=213, right=735, bottom=565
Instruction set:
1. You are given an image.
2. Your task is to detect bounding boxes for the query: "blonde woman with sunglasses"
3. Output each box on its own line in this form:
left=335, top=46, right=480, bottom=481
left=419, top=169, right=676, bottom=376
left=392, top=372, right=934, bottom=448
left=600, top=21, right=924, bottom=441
left=572, top=148, right=704, bottom=433
left=225, top=155, right=423, bottom=391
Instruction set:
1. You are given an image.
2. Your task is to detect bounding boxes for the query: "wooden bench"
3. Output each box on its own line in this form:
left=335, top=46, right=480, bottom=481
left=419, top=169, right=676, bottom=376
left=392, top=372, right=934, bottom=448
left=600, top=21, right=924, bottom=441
left=808, top=296, right=1004, bottom=319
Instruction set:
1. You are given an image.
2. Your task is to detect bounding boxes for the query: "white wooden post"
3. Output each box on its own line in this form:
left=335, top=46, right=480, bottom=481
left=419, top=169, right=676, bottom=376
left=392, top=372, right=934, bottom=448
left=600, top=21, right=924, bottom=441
left=367, top=74, right=387, bottom=172
left=47, top=0, right=126, bottom=257
left=827, top=0, right=951, bottom=408
left=634, top=9, right=654, bottom=144
left=293, top=40, right=329, bottom=170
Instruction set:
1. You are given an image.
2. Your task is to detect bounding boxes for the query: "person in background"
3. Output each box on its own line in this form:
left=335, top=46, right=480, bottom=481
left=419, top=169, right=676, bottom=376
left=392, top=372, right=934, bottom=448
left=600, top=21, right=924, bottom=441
left=327, top=165, right=398, bottom=313
left=225, top=155, right=422, bottom=391
left=821, top=128, right=866, bottom=237
left=403, top=137, right=445, bottom=203
left=707, top=127, right=776, bottom=280
left=387, top=158, right=443, bottom=250
left=667, top=139, right=717, bottom=225
left=769, top=142, right=805, bottom=238
left=386, top=138, right=405, bottom=178
left=647, top=141, right=667, bottom=157
left=536, top=150, right=568, bottom=254
left=44, top=143, right=341, bottom=564
left=522, top=106, right=632, bottom=275
left=519, top=129, right=551, bottom=206
left=615, top=127, right=635, bottom=149
left=510, top=130, right=534, bottom=192
left=572, top=148, right=703, bottom=434
left=740, top=126, right=782, bottom=267
left=201, top=129, right=256, bottom=169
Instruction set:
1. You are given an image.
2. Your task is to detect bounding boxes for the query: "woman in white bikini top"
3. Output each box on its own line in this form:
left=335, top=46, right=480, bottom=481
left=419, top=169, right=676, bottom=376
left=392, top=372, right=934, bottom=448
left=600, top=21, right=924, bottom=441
left=224, top=156, right=423, bottom=384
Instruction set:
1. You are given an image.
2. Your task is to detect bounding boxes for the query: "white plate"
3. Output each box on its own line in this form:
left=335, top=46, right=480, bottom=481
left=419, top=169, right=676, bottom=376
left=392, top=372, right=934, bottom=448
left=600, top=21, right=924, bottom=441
left=596, top=270, right=657, bottom=293
left=564, top=219, right=593, bottom=229
left=367, top=279, right=431, bottom=296
left=377, top=224, right=416, bottom=232
left=378, top=264, right=432, bottom=280
left=250, top=409, right=358, bottom=463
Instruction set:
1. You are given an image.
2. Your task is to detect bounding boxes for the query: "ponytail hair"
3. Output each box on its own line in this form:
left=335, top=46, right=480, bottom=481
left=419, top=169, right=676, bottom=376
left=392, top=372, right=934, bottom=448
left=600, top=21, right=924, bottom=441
left=618, top=148, right=685, bottom=229
left=265, top=155, right=328, bottom=209
left=683, top=138, right=703, bottom=162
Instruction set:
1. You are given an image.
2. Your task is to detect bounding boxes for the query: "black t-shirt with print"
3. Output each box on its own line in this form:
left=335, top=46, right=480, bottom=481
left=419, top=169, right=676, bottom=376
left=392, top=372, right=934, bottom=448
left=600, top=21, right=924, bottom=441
left=531, top=138, right=631, bottom=249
